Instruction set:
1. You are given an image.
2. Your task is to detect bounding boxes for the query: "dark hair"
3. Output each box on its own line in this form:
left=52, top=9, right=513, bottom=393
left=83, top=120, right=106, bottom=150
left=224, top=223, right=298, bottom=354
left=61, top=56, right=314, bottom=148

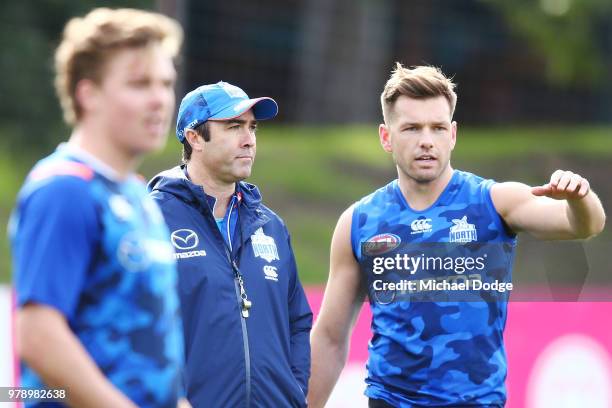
left=182, top=121, right=210, bottom=163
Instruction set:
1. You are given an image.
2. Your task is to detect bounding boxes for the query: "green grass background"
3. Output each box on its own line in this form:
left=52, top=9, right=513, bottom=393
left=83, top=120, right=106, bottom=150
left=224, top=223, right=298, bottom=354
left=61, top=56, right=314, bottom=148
left=2, top=125, right=611, bottom=284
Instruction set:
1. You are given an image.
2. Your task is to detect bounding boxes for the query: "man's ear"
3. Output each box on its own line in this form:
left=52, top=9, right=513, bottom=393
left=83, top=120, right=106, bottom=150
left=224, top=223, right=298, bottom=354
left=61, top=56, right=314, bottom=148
left=184, top=129, right=204, bottom=152
left=75, top=79, right=99, bottom=116
left=379, top=123, right=392, bottom=153
left=450, top=121, right=457, bottom=151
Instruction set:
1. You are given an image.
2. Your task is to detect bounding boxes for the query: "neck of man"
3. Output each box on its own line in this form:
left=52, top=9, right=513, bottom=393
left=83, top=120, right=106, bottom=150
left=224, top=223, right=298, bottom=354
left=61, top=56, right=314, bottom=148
left=397, top=164, right=454, bottom=211
left=67, top=125, right=139, bottom=179
left=186, top=161, right=235, bottom=219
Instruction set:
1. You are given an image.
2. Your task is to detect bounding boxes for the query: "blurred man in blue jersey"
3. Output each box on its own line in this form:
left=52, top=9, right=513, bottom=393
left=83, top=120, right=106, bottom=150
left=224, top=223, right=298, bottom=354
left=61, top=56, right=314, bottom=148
left=308, top=63, right=606, bottom=407
left=9, top=8, right=184, bottom=408
left=149, top=82, right=312, bottom=407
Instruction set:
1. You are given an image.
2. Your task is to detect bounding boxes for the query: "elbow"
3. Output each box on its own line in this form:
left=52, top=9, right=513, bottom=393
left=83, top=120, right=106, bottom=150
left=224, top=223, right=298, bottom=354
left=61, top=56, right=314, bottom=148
left=575, top=218, right=605, bottom=240
left=574, top=229, right=598, bottom=240
left=570, top=208, right=606, bottom=240
left=311, top=324, right=349, bottom=362
left=597, top=213, right=607, bottom=235
left=586, top=213, right=606, bottom=238
left=592, top=218, right=606, bottom=237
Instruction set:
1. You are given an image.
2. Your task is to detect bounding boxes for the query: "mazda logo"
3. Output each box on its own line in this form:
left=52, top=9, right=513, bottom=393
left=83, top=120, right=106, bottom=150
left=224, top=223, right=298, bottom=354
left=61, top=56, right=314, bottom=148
left=170, top=229, right=199, bottom=250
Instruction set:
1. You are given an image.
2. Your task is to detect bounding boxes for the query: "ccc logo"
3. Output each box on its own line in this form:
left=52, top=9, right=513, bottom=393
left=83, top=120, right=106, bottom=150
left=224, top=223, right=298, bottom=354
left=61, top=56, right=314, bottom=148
left=411, top=218, right=432, bottom=232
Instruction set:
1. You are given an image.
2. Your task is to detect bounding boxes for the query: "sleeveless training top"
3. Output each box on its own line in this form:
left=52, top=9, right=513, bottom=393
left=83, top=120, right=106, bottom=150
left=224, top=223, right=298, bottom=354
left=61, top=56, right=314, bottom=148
left=351, top=170, right=516, bottom=407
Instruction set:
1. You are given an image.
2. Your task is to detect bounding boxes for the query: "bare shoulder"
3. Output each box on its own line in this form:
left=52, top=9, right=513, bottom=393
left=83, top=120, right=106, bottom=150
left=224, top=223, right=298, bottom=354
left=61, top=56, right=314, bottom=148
left=329, top=205, right=357, bottom=266
left=329, top=204, right=361, bottom=285
left=334, top=205, right=355, bottom=241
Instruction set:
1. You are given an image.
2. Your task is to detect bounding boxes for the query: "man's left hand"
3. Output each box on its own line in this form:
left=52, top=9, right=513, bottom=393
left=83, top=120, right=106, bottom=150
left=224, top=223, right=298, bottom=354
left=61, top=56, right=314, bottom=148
left=531, top=169, right=590, bottom=201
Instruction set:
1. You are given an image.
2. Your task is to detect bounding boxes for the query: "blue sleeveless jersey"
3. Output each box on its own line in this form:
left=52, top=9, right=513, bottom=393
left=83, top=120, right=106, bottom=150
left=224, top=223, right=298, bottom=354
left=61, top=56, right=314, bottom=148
left=351, top=170, right=517, bottom=407
left=10, top=147, right=183, bottom=408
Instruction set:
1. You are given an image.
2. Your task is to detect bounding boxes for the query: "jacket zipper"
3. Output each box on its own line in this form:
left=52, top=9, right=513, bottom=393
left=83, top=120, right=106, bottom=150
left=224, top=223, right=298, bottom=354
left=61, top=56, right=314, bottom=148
left=214, top=197, right=252, bottom=408
left=232, top=261, right=251, bottom=408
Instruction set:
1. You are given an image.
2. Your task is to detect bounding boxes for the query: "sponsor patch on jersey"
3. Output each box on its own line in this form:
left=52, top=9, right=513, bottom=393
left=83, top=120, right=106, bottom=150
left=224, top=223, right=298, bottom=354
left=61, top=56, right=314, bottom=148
left=171, top=229, right=199, bottom=250
left=251, top=227, right=280, bottom=263
left=174, top=250, right=207, bottom=260
left=410, top=218, right=432, bottom=234
left=449, top=215, right=478, bottom=242
left=109, top=195, right=134, bottom=221
left=170, top=229, right=207, bottom=259
left=117, top=233, right=175, bottom=271
left=117, top=233, right=149, bottom=272
left=363, top=233, right=402, bottom=256
left=263, top=265, right=278, bottom=282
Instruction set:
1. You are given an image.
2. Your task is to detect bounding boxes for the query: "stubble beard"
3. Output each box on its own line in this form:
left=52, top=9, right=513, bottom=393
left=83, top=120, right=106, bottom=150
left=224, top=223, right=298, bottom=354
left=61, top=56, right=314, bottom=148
left=397, top=157, right=449, bottom=185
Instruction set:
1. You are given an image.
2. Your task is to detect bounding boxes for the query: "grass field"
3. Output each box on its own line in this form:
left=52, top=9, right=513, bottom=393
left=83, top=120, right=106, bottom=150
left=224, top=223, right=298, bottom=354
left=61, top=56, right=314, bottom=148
left=2, top=125, right=611, bottom=284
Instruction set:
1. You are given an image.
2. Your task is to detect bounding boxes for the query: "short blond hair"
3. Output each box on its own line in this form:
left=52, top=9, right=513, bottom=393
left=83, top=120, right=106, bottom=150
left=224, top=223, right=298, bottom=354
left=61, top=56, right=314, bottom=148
left=54, top=8, right=183, bottom=125
left=381, top=63, right=457, bottom=123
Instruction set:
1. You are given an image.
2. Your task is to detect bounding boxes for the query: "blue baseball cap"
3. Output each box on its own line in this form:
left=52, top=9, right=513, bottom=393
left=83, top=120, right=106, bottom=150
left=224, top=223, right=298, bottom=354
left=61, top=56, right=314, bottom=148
left=175, top=81, right=278, bottom=143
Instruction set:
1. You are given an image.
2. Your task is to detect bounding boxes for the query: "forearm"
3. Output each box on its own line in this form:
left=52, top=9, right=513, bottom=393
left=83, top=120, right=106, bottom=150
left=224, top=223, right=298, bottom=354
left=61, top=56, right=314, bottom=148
left=18, top=307, right=137, bottom=408
left=566, top=190, right=606, bottom=238
left=307, top=328, right=350, bottom=408
left=32, top=337, right=136, bottom=408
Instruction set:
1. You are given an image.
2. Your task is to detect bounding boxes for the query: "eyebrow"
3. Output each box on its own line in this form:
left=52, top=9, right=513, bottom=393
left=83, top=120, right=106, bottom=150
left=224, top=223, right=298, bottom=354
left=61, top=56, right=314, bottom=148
left=398, top=121, right=449, bottom=127
left=225, top=119, right=258, bottom=126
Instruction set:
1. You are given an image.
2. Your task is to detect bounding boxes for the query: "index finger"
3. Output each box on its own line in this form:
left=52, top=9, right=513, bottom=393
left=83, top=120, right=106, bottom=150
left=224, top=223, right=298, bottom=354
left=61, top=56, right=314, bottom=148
left=550, top=170, right=565, bottom=187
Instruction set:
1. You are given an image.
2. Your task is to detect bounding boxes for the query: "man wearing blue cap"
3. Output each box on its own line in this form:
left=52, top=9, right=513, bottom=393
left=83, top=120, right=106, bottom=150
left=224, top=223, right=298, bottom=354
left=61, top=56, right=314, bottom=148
left=149, top=81, right=312, bottom=407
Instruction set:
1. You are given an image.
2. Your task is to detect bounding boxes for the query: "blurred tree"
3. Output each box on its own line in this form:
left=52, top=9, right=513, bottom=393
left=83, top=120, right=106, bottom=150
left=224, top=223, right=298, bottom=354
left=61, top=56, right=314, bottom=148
left=0, top=0, right=154, bottom=157
left=483, top=0, right=612, bottom=87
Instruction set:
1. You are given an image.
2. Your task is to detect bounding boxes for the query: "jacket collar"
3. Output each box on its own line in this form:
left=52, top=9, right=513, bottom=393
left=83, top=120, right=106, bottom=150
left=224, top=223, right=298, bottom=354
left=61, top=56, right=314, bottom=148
left=148, top=165, right=270, bottom=240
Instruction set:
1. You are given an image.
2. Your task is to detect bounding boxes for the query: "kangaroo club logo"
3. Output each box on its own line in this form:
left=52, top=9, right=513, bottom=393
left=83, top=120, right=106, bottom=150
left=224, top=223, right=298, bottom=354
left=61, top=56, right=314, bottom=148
left=364, top=233, right=402, bottom=256
left=251, top=228, right=280, bottom=263
left=449, top=216, right=478, bottom=242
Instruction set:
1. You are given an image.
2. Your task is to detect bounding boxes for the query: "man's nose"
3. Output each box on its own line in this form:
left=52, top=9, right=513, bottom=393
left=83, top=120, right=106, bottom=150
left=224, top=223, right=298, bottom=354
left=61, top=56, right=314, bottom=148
left=241, top=127, right=256, bottom=147
left=150, top=83, right=173, bottom=109
left=418, top=130, right=434, bottom=149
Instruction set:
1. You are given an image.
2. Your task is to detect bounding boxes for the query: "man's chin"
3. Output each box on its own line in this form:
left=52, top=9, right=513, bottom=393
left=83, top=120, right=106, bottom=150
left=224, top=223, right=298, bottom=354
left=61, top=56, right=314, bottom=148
left=128, top=137, right=166, bottom=156
left=408, top=169, right=440, bottom=183
left=413, top=176, right=437, bottom=184
left=234, top=170, right=252, bottom=182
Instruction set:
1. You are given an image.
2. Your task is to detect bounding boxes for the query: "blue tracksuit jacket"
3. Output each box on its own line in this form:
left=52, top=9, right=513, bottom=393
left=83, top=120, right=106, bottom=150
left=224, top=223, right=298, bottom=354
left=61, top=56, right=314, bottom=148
left=149, top=166, right=312, bottom=408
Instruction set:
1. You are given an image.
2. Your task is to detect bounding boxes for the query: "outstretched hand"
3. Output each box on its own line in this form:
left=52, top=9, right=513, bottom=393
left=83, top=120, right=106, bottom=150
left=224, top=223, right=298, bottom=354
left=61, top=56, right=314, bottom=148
left=531, top=170, right=590, bottom=200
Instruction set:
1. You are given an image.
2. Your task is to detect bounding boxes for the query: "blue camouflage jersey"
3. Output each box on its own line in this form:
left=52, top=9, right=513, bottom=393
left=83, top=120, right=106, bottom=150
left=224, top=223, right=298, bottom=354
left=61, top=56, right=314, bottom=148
left=351, top=170, right=517, bottom=407
left=10, top=146, right=183, bottom=408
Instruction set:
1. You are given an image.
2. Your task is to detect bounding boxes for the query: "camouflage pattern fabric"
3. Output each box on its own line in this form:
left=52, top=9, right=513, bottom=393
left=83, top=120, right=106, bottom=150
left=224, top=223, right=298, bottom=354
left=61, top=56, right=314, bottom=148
left=351, top=170, right=517, bottom=407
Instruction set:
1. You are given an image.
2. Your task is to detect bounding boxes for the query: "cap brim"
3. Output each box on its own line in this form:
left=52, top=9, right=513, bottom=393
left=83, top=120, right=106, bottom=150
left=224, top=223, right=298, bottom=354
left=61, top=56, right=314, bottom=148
left=209, top=97, right=278, bottom=121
